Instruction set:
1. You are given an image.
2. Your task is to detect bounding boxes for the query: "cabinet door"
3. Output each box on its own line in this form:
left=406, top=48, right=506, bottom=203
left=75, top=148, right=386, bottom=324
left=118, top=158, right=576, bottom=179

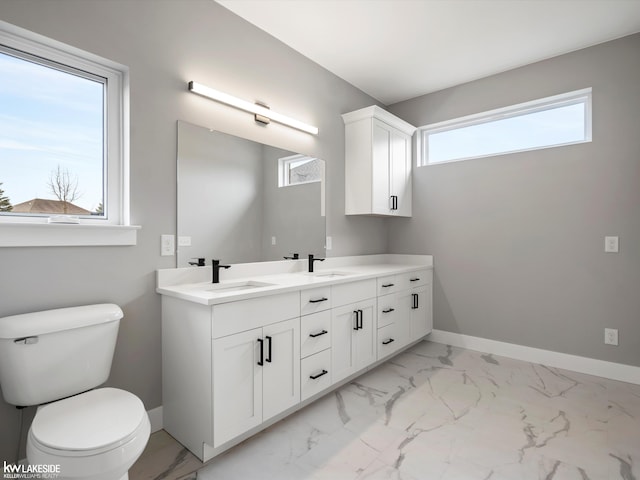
left=372, top=120, right=392, bottom=215
left=213, top=327, right=263, bottom=447
left=389, top=128, right=412, bottom=217
left=410, top=286, right=433, bottom=339
left=331, top=299, right=376, bottom=383
left=331, top=304, right=359, bottom=383
left=353, top=299, right=377, bottom=370
left=262, top=318, right=301, bottom=421
left=394, top=290, right=413, bottom=348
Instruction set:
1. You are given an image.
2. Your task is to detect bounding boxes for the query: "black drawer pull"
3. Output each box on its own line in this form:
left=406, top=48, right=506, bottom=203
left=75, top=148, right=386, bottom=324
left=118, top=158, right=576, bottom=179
left=309, top=369, right=328, bottom=380
left=382, top=308, right=395, bottom=314
left=382, top=283, right=395, bottom=288
left=309, top=329, right=328, bottom=338
left=412, top=293, right=419, bottom=309
left=382, top=338, right=395, bottom=345
left=410, top=278, right=420, bottom=282
left=309, top=297, right=328, bottom=304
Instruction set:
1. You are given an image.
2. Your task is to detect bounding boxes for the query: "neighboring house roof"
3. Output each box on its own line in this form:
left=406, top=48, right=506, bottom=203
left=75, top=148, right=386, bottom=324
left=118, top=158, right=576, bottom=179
left=11, top=198, right=92, bottom=215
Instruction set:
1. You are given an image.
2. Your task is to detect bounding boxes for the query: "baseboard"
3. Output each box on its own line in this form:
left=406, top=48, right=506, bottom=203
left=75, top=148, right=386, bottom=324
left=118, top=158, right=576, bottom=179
left=429, top=329, right=640, bottom=386
left=147, top=406, right=163, bottom=433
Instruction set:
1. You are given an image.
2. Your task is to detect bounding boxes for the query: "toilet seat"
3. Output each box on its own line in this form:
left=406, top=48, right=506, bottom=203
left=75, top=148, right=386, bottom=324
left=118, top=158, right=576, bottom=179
left=30, top=387, right=147, bottom=457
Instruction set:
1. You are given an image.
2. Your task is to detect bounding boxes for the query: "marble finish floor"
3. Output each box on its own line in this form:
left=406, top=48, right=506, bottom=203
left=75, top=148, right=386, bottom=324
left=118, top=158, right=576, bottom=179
left=135, top=340, right=640, bottom=480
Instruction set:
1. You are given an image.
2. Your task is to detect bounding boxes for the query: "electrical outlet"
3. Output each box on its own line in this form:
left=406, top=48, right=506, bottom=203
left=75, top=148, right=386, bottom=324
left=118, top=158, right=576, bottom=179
left=604, top=328, right=619, bottom=346
left=272, top=236, right=277, bottom=245
left=605, top=236, right=619, bottom=253
left=326, top=236, right=333, bottom=250
left=161, top=234, right=175, bottom=256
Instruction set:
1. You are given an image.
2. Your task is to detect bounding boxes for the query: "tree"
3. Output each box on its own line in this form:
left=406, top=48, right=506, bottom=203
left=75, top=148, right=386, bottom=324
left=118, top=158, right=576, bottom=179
left=0, top=183, right=12, bottom=212
left=95, top=202, right=104, bottom=215
left=48, top=165, right=81, bottom=214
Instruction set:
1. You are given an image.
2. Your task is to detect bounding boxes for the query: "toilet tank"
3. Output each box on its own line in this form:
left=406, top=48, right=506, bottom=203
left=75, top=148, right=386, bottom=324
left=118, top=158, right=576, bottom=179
left=0, top=304, right=123, bottom=406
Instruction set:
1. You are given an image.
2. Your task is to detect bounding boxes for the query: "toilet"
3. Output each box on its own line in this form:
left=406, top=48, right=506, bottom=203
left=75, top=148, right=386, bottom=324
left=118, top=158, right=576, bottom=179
left=0, top=304, right=150, bottom=480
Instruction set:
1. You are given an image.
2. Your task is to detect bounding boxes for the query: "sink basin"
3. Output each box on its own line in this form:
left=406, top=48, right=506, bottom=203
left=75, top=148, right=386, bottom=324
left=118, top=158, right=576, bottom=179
left=203, top=280, right=275, bottom=293
left=306, top=271, right=354, bottom=278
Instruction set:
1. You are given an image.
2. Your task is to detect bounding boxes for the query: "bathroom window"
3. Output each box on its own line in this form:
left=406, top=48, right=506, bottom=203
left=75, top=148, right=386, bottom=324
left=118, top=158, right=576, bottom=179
left=418, top=88, right=592, bottom=166
left=278, top=154, right=323, bottom=187
left=0, top=21, right=135, bottom=246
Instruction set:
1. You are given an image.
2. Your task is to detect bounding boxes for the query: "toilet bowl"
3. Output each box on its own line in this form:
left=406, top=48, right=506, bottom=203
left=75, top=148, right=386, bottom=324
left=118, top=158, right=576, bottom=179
left=27, top=388, right=150, bottom=480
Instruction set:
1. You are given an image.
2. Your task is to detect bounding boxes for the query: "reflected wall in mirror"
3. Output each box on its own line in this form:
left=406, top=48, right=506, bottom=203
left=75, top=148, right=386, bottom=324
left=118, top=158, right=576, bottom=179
left=177, top=121, right=326, bottom=267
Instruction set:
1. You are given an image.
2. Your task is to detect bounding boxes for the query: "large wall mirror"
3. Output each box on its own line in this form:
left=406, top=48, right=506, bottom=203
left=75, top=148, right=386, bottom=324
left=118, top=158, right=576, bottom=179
left=177, top=121, right=326, bottom=267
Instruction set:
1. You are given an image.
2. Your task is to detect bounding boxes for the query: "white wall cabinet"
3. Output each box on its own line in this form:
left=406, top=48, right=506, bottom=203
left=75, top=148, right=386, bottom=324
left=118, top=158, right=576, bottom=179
left=343, top=105, right=416, bottom=217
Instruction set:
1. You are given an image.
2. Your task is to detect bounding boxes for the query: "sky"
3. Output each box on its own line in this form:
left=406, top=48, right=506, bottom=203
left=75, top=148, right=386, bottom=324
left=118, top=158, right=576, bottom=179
left=0, top=49, right=104, bottom=212
left=427, top=102, right=587, bottom=164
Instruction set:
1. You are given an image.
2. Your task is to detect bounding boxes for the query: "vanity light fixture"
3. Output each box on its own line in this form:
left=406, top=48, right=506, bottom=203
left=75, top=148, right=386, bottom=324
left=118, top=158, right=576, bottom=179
left=188, top=81, right=319, bottom=135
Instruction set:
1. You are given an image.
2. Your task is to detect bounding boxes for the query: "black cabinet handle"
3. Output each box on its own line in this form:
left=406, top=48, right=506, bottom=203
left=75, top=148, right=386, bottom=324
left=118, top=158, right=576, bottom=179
left=412, top=293, right=419, bottom=309
left=410, top=278, right=420, bottom=282
left=382, top=338, right=395, bottom=345
left=257, top=338, right=264, bottom=366
left=382, top=308, right=395, bottom=314
left=353, top=310, right=364, bottom=330
left=309, top=329, right=328, bottom=338
left=265, top=336, right=272, bottom=363
left=382, top=283, right=395, bottom=288
left=309, top=369, right=328, bottom=380
left=309, top=297, right=328, bottom=304
left=390, top=195, right=398, bottom=210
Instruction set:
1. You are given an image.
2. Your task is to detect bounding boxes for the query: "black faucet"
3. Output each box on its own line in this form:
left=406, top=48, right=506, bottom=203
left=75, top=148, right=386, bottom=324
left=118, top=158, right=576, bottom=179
left=308, top=254, right=325, bottom=273
left=189, top=258, right=205, bottom=267
left=284, top=253, right=299, bottom=260
left=212, top=259, right=231, bottom=283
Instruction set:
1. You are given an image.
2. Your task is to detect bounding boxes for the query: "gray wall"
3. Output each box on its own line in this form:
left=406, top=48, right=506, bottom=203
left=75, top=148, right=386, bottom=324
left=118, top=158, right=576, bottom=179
left=388, top=33, right=640, bottom=367
left=178, top=122, right=265, bottom=265
left=261, top=145, right=325, bottom=261
left=0, top=0, right=384, bottom=461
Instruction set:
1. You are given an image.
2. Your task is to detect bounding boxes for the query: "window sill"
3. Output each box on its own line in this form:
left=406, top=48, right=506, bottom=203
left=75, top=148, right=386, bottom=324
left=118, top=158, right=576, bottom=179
left=0, top=223, right=141, bottom=247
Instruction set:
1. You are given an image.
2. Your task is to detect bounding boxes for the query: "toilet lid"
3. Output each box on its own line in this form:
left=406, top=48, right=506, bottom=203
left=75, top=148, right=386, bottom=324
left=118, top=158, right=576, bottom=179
left=31, top=387, right=146, bottom=451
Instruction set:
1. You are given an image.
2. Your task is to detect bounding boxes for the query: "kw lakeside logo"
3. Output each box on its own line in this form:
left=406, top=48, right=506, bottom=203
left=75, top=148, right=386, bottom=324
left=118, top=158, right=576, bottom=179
left=3, top=461, right=60, bottom=479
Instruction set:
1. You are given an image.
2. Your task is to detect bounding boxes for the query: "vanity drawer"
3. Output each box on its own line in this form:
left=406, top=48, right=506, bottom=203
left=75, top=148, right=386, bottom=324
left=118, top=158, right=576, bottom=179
left=332, top=279, right=376, bottom=307
left=377, top=275, right=399, bottom=295
left=301, top=287, right=332, bottom=316
left=377, top=294, right=398, bottom=328
left=212, top=292, right=299, bottom=338
left=398, top=269, right=432, bottom=289
left=300, top=310, right=331, bottom=358
left=301, top=349, right=332, bottom=401
left=377, top=323, right=401, bottom=360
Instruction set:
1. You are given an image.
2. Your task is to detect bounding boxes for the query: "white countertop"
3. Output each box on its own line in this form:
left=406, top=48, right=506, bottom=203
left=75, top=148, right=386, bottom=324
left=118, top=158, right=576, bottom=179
left=156, top=254, right=433, bottom=306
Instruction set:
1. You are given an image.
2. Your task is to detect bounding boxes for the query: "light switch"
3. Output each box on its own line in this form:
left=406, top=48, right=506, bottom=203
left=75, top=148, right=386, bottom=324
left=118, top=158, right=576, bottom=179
left=604, top=236, right=619, bottom=253
left=161, top=234, right=175, bottom=256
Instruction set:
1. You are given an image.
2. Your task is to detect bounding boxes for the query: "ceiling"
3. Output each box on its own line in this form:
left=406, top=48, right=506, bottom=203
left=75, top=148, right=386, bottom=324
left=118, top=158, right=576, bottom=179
left=216, top=0, right=640, bottom=105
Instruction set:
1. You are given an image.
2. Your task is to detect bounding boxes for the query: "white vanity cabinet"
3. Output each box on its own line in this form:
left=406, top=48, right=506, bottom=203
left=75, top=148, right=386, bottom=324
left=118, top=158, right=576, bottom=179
left=343, top=105, right=416, bottom=217
left=211, top=293, right=300, bottom=447
left=212, top=317, right=300, bottom=447
left=331, top=280, right=377, bottom=383
left=397, top=270, right=433, bottom=339
left=160, top=259, right=433, bottom=463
